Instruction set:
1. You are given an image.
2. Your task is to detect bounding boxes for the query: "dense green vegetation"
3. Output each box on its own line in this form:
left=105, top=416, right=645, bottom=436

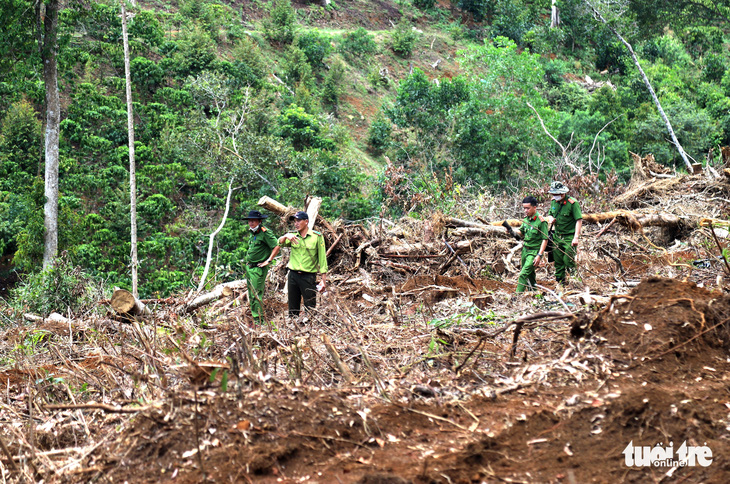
left=1, top=0, right=730, bottom=300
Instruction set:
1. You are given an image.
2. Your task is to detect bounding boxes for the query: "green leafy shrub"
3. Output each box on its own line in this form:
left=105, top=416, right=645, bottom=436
left=263, top=0, right=297, bottom=45
left=10, top=254, right=105, bottom=318
left=391, top=19, right=418, bottom=57
left=702, top=53, right=726, bottom=83
left=681, top=26, right=724, bottom=58
left=413, top=0, right=436, bottom=9
left=131, top=56, right=164, bottom=94
left=595, top=33, right=629, bottom=73
left=0, top=99, right=41, bottom=191
left=457, top=0, right=491, bottom=22
left=368, top=114, right=392, bottom=153
left=169, top=26, right=217, bottom=77
left=279, top=105, right=334, bottom=151
left=339, top=28, right=378, bottom=59
left=283, top=45, right=314, bottom=88
left=129, top=9, right=165, bottom=47
left=491, top=0, right=532, bottom=45
left=138, top=194, right=176, bottom=232
left=228, top=37, right=268, bottom=89
left=297, top=30, right=333, bottom=70
left=641, top=35, right=693, bottom=68
left=321, top=59, right=345, bottom=111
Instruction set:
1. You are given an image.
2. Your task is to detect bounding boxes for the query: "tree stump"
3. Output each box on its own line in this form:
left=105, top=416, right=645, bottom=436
left=111, top=287, right=151, bottom=316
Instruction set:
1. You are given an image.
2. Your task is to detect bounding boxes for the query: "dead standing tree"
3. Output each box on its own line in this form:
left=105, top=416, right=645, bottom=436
left=583, top=0, right=694, bottom=173
left=120, top=0, right=140, bottom=297
left=527, top=101, right=620, bottom=177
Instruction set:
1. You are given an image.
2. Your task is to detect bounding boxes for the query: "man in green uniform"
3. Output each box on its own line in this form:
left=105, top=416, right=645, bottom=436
left=245, top=210, right=280, bottom=324
left=513, top=196, right=549, bottom=293
left=278, top=211, right=328, bottom=317
left=546, top=182, right=583, bottom=285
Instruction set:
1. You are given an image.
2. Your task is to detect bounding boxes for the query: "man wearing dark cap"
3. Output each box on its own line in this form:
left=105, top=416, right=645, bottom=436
left=546, top=182, right=582, bottom=285
left=278, top=211, right=328, bottom=317
left=245, top=210, right=280, bottom=324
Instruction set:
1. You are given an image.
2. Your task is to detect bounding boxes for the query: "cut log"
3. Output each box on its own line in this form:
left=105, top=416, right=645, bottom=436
left=111, top=287, right=152, bottom=316
left=258, top=195, right=334, bottom=232
left=185, top=280, right=247, bottom=313
left=442, top=216, right=521, bottom=228
left=257, top=195, right=289, bottom=215
left=451, top=226, right=509, bottom=238
left=582, top=210, right=681, bottom=231
left=23, top=312, right=70, bottom=324
left=306, top=197, right=322, bottom=231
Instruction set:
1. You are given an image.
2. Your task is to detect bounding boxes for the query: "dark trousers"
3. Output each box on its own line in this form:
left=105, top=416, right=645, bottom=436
left=288, top=270, right=317, bottom=317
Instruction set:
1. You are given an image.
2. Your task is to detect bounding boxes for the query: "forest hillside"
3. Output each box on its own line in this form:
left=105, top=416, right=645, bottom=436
left=2, top=0, right=730, bottom=297
left=0, top=0, right=730, bottom=296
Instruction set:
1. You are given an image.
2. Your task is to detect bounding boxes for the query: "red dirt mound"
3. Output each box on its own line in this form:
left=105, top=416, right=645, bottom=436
left=577, top=277, right=730, bottom=362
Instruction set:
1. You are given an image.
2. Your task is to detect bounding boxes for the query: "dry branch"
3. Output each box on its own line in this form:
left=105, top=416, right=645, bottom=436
left=185, top=280, right=247, bottom=313
left=322, top=334, right=355, bottom=383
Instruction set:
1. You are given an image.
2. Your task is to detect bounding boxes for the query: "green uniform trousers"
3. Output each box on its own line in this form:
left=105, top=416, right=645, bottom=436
left=517, top=249, right=539, bottom=293
left=553, top=235, right=577, bottom=283
left=246, top=265, right=269, bottom=324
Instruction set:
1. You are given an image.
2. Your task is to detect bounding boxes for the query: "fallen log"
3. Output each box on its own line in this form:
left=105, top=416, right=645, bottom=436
left=258, top=195, right=335, bottom=232
left=185, top=280, right=247, bottom=313
left=582, top=210, right=682, bottom=232
left=23, top=312, right=70, bottom=324
left=442, top=216, right=521, bottom=228
left=111, top=288, right=152, bottom=316
left=306, top=197, right=322, bottom=230
left=257, top=195, right=289, bottom=215
left=381, top=240, right=471, bottom=255
left=452, top=226, right=510, bottom=237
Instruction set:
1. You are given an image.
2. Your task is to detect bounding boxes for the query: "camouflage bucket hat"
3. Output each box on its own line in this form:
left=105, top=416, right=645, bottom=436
left=548, top=181, right=569, bottom=194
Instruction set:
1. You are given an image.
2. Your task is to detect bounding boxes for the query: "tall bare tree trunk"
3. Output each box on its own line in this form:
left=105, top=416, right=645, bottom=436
left=550, top=0, right=560, bottom=28
left=39, top=0, right=60, bottom=270
left=121, top=0, right=139, bottom=297
left=584, top=0, right=693, bottom=173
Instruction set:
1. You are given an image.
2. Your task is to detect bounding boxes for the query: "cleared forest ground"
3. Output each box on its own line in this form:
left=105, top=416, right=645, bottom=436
left=2, top=160, right=730, bottom=482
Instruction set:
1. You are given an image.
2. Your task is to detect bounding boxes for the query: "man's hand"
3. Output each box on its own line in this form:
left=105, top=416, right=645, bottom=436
left=572, top=237, right=579, bottom=247
left=284, top=233, right=299, bottom=245
left=534, top=254, right=543, bottom=267
left=546, top=216, right=555, bottom=225
left=257, top=260, right=271, bottom=268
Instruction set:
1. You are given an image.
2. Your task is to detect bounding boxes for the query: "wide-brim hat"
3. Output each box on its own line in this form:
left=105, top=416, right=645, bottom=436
left=548, top=181, right=569, bottom=194
left=246, top=210, right=268, bottom=220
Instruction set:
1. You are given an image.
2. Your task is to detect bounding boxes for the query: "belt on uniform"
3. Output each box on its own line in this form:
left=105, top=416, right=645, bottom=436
left=290, top=269, right=315, bottom=275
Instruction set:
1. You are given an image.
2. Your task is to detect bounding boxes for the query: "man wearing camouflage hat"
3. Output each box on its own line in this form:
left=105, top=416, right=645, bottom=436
left=546, top=181, right=582, bottom=285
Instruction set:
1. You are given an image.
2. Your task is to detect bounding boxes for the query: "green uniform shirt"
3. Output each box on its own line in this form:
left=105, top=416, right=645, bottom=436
left=548, top=197, right=582, bottom=237
left=280, top=230, right=328, bottom=274
left=520, top=215, right=549, bottom=251
left=246, top=226, right=278, bottom=263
